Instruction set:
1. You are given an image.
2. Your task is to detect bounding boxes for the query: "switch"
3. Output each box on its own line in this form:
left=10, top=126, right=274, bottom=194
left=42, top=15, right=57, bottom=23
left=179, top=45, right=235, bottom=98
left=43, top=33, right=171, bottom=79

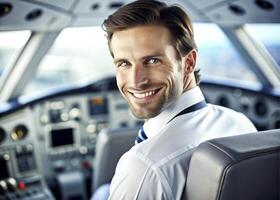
left=18, top=181, right=26, bottom=190
left=53, top=160, right=66, bottom=173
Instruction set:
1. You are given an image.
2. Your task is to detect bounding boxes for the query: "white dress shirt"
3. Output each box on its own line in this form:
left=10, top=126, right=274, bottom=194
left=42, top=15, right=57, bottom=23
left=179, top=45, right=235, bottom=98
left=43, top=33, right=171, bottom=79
left=109, top=86, right=257, bottom=200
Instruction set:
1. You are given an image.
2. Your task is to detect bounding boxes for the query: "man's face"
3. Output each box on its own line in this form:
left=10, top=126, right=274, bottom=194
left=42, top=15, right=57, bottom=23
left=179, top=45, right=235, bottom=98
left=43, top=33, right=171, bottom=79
left=110, top=25, right=185, bottom=119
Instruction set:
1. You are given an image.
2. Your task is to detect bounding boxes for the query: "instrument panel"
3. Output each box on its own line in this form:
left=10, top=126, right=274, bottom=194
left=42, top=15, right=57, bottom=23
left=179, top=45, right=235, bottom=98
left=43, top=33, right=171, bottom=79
left=0, top=108, right=53, bottom=200
left=0, top=90, right=140, bottom=199
left=32, top=91, right=138, bottom=180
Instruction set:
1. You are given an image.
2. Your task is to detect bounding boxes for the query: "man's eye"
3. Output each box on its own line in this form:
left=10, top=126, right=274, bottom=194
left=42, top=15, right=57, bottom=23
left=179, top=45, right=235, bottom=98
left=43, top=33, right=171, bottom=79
left=147, top=58, right=159, bottom=64
left=117, top=61, right=129, bottom=68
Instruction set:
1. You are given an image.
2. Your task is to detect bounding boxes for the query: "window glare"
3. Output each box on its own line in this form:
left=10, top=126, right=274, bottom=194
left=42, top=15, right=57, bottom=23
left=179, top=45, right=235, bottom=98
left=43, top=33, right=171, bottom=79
left=194, top=24, right=228, bottom=46
left=0, top=31, right=30, bottom=48
left=0, top=31, right=31, bottom=79
left=25, top=27, right=114, bottom=94
left=245, top=24, right=280, bottom=66
left=194, top=23, right=258, bottom=83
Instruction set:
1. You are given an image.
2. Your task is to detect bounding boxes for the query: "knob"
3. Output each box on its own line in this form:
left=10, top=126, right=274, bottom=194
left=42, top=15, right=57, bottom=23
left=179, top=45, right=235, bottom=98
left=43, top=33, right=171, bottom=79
left=69, top=107, right=81, bottom=120
left=79, top=146, right=88, bottom=155
left=11, top=124, right=28, bottom=141
left=6, top=178, right=17, bottom=191
left=0, top=180, right=8, bottom=193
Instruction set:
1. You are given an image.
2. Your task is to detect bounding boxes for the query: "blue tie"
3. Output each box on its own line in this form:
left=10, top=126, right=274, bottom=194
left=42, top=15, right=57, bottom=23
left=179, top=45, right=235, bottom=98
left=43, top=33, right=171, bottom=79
left=135, top=127, right=148, bottom=145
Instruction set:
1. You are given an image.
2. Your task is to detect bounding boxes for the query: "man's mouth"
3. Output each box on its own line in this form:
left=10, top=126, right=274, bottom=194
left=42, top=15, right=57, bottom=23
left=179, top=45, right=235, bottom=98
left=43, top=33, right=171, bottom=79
left=129, top=88, right=161, bottom=99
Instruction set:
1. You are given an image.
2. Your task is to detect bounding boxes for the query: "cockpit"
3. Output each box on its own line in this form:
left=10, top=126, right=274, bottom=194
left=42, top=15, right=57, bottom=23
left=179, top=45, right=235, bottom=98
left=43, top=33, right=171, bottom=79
left=0, top=0, right=279, bottom=199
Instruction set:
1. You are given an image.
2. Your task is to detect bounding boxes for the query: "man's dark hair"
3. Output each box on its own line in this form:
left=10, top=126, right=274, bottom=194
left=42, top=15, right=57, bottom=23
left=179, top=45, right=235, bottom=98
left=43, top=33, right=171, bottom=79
left=102, top=0, right=201, bottom=83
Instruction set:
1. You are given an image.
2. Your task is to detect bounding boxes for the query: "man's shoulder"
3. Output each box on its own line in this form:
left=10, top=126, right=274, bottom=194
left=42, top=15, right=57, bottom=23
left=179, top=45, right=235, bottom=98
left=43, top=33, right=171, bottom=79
left=207, top=103, right=252, bottom=122
left=203, top=103, right=257, bottom=136
left=208, top=103, right=240, bottom=113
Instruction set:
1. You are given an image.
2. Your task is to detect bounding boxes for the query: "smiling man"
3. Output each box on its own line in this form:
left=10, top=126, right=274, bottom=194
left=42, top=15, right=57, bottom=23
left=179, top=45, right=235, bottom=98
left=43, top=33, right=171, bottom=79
left=100, top=0, right=257, bottom=199
left=112, top=25, right=190, bottom=119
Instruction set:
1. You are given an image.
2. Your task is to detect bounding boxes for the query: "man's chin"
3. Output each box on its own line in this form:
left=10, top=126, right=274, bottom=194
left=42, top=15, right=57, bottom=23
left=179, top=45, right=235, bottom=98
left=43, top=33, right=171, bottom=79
left=130, top=108, right=161, bottom=120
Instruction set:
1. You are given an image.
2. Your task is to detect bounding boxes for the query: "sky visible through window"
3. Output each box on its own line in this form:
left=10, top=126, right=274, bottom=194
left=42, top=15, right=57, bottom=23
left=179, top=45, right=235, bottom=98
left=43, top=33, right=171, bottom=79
left=0, top=31, right=31, bottom=78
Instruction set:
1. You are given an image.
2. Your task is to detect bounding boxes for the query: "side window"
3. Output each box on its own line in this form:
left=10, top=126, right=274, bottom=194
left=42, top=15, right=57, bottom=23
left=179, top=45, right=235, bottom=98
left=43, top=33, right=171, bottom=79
left=245, top=24, right=280, bottom=67
left=194, top=24, right=259, bottom=83
left=0, top=31, right=31, bottom=78
left=24, top=27, right=114, bottom=95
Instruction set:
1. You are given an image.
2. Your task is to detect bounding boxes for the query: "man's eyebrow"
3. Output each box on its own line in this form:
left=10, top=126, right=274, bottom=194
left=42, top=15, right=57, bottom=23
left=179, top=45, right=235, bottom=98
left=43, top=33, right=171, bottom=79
left=113, top=54, right=164, bottom=64
left=113, top=58, right=127, bottom=64
left=141, top=54, right=164, bottom=60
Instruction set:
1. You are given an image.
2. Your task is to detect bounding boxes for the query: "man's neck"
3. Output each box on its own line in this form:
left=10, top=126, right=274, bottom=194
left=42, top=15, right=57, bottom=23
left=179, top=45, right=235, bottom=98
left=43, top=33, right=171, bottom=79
left=183, top=74, right=196, bottom=93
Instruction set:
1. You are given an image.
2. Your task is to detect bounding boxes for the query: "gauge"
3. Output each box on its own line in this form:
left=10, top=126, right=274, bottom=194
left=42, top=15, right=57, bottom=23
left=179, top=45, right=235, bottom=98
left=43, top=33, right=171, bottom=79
left=254, top=99, right=268, bottom=117
left=11, top=124, right=28, bottom=141
left=217, top=95, right=230, bottom=108
left=0, top=127, right=6, bottom=144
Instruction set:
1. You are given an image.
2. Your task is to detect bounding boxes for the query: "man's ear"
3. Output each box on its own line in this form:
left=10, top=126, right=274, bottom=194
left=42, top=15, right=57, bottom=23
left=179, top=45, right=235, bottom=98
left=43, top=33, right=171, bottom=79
left=183, top=49, right=197, bottom=75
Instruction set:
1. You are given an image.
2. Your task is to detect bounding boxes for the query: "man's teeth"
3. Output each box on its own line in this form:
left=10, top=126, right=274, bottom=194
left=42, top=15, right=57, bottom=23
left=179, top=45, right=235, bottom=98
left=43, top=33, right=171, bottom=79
left=134, top=90, right=156, bottom=98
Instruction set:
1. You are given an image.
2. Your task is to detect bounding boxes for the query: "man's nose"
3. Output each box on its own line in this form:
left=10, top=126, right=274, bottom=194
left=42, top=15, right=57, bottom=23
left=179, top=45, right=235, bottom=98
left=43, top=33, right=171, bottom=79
left=130, top=64, right=149, bottom=88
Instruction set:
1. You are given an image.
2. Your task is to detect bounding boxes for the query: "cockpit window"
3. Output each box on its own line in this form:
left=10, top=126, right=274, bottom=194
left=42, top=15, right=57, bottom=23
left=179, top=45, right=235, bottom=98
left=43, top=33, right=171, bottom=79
left=0, top=31, right=31, bottom=78
left=24, top=24, right=259, bottom=95
left=24, top=27, right=114, bottom=94
left=194, top=23, right=259, bottom=83
left=245, top=24, right=280, bottom=67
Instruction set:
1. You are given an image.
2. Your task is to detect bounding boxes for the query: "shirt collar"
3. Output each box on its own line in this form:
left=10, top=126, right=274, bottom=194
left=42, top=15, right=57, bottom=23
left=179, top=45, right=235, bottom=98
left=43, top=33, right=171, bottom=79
left=143, top=86, right=205, bottom=138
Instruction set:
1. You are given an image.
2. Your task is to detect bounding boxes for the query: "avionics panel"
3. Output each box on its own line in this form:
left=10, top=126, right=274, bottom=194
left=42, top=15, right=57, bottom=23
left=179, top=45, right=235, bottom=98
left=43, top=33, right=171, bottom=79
left=0, top=108, right=54, bottom=199
left=31, top=90, right=143, bottom=199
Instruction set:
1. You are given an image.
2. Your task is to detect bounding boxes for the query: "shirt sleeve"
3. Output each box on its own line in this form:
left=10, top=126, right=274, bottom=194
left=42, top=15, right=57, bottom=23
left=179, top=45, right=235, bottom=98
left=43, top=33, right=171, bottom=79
left=108, top=151, right=168, bottom=200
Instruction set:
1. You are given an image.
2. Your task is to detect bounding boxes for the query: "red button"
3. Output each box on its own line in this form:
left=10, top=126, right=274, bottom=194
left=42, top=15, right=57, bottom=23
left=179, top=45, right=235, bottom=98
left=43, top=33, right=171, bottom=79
left=82, top=160, right=91, bottom=169
left=18, top=182, right=26, bottom=190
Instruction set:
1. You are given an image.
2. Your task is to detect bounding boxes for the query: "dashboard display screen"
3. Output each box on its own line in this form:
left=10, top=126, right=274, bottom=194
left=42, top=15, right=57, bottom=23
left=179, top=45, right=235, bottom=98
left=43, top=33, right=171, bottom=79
left=51, top=128, right=74, bottom=147
left=88, top=96, right=108, bottom=116
left=0, top=157, right=9, bottom=179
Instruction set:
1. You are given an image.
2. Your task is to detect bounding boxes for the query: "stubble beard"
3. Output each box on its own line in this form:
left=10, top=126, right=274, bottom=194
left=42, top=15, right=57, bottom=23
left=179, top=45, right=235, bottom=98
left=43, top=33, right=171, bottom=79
left=128, top=85, right=181, bottom=120
left=129, top=96, right=166, bottom=119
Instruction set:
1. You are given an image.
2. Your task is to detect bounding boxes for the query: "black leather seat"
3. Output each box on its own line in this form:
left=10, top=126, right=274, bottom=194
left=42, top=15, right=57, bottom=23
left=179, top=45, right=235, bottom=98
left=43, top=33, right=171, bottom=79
left=186, top=129, right=280, bottom=200
left=92, top=127, right=139, bottom=192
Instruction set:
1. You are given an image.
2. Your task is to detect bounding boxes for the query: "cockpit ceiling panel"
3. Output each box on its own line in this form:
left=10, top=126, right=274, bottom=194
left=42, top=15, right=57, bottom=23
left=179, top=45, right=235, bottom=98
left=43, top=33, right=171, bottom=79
left=34, top=0, right=76, bottom=11
left=185, top=0, right=226, bottom=10
left=204, top=0, right=280, bottom=25
left=0, top=0, right=72, bottom=31
left=0, top=0, right=279, bottom=31
left=70, top=0, right=209, bottom=27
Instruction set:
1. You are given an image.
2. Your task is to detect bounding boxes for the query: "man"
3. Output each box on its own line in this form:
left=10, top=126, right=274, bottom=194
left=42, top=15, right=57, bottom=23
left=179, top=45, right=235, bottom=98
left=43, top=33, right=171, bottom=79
left=95, top=0, right=257, bottom=199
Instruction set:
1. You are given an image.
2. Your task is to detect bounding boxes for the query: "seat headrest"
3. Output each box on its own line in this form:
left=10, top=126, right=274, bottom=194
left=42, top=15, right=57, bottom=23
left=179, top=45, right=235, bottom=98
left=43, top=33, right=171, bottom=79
left=186, top=129, right=280, bottom=200
left=93, top=127, right=139, bottom=191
